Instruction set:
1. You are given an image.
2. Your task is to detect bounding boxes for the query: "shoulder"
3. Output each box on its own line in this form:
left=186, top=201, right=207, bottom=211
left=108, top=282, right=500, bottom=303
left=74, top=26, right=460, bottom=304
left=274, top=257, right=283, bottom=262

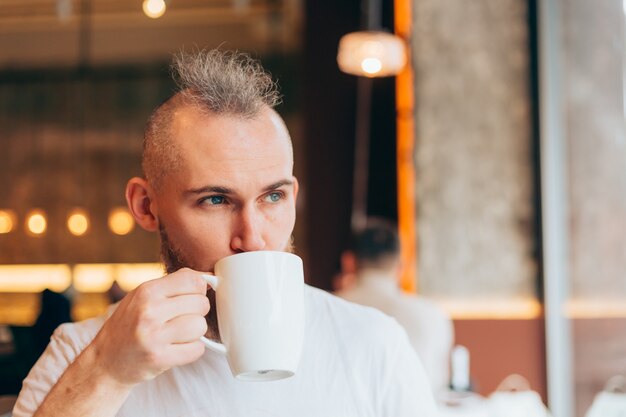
left=304, top=286, right=437, bottom=415
left=394, top=294, right=453, bottom=329
left=12, top=309, right=112, bottom=417
left=400, top=293, right=447, bottom=314
left=306, top=285, right=398, bottom=325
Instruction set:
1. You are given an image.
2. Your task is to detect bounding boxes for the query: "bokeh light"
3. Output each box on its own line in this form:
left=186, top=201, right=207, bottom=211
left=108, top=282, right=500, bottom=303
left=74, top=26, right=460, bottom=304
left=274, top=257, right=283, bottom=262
left=361, top=57, right=382, bottom=75
left=26, top=209, right=47, bottom=236
left=108, top=207, right=135, bottom=235
left=0, top=210, right=17, bottom=234
left=67, top=208, right=90, bottom=236
left=143, top=0, right=166, bottom=19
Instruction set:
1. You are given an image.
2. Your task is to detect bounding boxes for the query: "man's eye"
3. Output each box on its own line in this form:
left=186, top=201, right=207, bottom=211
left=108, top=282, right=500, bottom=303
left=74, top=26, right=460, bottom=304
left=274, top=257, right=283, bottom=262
left=203, top=196, right=226, bottom=205
left=265, top=192, right=283, bottom=203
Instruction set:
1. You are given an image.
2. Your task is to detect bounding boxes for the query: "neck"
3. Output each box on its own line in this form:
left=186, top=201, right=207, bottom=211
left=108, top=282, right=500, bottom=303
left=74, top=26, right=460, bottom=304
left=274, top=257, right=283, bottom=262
left=358, top=269, right=398, bottom=292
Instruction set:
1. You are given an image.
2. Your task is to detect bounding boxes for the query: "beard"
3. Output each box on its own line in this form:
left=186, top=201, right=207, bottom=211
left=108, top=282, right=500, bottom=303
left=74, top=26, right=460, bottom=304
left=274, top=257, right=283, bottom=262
left=159, top=222, right=221, bottom=341
left=158, top=221, right=296, bottom=343
left=159, top=222, right=191, bottom=275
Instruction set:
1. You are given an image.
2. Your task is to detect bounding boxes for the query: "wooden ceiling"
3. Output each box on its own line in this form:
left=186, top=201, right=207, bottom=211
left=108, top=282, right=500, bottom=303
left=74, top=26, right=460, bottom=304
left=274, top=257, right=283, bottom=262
left=0, top=0, right=302, bottom=69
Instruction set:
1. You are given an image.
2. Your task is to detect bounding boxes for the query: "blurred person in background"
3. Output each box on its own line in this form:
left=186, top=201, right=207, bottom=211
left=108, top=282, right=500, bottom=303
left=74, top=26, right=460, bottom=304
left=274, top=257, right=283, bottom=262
left=331, top=248, right=357, bottom=292
left=336, top=217, right=455, bottom=395
left=106, top=281, right=127, bottom=305
left=32, top=289, right=71, bottom=359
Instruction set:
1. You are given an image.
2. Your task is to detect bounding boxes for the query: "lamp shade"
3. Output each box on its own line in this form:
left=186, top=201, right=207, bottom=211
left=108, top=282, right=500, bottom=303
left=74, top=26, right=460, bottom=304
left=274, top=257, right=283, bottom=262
left=337, top=31, right=407, bottom=77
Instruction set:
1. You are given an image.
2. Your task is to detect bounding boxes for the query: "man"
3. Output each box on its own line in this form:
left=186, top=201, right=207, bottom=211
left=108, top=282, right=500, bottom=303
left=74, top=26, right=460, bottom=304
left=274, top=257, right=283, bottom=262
left=13, top=50, right=437, bottom=417
left=336, top=218, right=454, bottom=395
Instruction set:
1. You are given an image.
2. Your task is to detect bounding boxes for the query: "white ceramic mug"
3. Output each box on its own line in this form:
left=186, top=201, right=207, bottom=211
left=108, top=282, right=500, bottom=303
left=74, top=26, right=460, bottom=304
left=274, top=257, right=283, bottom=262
left=200, top=251, right=305, bottom=382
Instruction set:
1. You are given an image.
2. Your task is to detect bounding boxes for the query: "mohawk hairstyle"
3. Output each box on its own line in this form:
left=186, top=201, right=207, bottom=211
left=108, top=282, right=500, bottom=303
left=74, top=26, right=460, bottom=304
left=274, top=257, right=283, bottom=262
left=142, top=49, right=282, bottom=191
left=171, top=49, right=282, bottom=117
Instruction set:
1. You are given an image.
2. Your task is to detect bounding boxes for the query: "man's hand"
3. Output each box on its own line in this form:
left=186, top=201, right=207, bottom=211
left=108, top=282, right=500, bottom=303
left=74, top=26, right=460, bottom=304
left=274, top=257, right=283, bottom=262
left=92, top=268, right=210, bottom=385
left=31, top=268, right=210, bottom=417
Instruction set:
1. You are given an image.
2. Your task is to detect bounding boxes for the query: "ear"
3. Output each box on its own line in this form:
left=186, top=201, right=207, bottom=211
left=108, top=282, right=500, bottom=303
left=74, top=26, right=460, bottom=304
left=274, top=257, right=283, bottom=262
left=292, top=176, right=300, bottom=203
left=125, top=177, right=159, bottom=232
left=340, top=250, right=357, bottom=274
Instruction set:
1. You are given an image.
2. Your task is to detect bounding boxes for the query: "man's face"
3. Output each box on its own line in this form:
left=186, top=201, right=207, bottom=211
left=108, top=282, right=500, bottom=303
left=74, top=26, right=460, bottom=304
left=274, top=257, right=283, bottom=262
left=153, top=105, right=298, bottom=273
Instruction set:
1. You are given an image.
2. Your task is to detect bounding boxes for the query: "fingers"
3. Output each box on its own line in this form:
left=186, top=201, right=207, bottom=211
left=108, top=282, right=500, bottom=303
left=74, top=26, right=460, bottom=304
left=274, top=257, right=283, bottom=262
left=162, top=315, right=208, bottom=344
left=158, top=294, right=211, bottom=322
left=91, top=269, right=213, bottom=385
left=165, top=341, right=206, bottom=367
left=139, top=268, right=208, bottom=299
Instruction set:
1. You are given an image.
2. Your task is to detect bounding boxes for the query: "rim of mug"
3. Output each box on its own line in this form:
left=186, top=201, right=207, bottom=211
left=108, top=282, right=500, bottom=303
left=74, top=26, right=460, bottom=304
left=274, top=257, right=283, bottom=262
left=216, top=250, right=301, bottom=266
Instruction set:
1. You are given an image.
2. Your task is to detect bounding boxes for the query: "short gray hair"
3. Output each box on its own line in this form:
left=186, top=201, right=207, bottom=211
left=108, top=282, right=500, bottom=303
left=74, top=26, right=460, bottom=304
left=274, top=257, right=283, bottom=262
left=172, top=49, right=281, bottom=116
left=143, top=49, right=282, bottom=190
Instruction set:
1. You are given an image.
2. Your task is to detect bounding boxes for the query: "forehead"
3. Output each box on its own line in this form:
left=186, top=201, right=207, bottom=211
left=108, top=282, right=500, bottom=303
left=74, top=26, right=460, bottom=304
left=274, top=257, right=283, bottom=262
left=167, top=105, right=293, bottom=189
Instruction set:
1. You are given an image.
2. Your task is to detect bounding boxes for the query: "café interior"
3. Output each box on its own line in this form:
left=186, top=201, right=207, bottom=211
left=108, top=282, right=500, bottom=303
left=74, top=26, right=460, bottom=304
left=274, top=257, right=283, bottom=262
left=0, top=0, right=625, bottom=416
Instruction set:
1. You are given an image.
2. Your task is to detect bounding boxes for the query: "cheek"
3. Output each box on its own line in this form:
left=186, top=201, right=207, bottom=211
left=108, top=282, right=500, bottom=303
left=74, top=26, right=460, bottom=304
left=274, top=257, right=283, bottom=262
left=192, top=219, right=230, bottom=245
left=165, top=213, right=231, bottom=266
left=265, top=205, right=296, bottom=243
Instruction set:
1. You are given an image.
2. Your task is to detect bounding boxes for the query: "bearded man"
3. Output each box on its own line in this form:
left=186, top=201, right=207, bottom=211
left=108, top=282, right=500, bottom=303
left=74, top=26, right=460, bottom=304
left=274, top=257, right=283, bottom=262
left=13, top=50, right=437, bottom=417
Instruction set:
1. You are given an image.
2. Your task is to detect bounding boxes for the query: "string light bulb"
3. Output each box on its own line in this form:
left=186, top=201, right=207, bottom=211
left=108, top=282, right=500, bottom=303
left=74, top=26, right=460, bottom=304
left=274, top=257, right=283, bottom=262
left=67, top=208, right=90, bottom=236
left=0, top=210, right=17, bottom=234
left=26, top=209, right=47, bottom=236
left=143, top=0, right=166, bottom=19
left=109, top=207, right=135, bottom=235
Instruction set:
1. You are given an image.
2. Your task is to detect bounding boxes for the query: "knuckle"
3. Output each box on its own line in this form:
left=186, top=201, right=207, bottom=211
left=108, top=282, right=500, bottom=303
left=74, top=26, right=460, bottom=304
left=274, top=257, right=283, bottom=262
left=196, top=316, right=208, bottom=335
left=200, top=296, right=211, bottom=314
left=176, top=268, right=206, bottom=293
left=136, top=309, right=160, bottom=340
left=177, top=267, right=193, bottom=276
left=192, top=293, right=209, bottom=309
left=193, top=275, right=207, bottom=293
left=135, top=283, right=155, bottom=302
left=137, top=304, right=156, bottom=323
left=145, top=348, right=164, bottom=368
left=134, top=323, right=153, bottom=346
left=182, top=316, right=206, bottom=338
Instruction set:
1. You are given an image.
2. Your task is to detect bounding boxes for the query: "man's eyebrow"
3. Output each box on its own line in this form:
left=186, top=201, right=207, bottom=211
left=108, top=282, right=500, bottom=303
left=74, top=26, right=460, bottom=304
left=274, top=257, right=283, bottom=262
left=184, top=180, right=293, bottom=196
left=262, top=179, right=294, bottom=192
left=184, top=185, right=234, bottom=196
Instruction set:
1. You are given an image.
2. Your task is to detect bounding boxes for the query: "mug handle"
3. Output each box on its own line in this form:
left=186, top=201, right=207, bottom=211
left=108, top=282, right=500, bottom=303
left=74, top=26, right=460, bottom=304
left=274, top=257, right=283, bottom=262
left=199, top=274, right=227, bottom=354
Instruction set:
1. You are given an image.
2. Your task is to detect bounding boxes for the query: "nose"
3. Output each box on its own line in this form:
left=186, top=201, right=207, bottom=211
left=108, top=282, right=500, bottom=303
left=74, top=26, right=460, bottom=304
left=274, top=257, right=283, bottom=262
left=230, top=204, right=266, bottom=253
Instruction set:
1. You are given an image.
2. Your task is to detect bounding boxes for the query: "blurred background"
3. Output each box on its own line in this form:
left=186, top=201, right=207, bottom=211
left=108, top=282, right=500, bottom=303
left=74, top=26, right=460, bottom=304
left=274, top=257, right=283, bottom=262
left=0, top=1, right=625, bottom=417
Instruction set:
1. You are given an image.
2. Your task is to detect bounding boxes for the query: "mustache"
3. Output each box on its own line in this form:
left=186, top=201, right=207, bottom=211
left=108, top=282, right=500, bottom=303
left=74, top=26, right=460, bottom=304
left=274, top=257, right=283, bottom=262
left=159, top=221, right=296, bottom=274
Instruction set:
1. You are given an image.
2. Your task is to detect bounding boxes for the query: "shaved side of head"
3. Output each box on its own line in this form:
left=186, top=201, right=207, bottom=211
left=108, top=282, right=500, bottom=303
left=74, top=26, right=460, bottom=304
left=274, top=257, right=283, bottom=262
left=142, top=49, right=286, bottom=192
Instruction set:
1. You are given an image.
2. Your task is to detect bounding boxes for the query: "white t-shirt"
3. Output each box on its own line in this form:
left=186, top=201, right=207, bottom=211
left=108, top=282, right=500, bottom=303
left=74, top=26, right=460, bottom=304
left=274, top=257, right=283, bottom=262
left=337, top=270, right=454, bottom=394
left=14, top=285, right=437, bottom=417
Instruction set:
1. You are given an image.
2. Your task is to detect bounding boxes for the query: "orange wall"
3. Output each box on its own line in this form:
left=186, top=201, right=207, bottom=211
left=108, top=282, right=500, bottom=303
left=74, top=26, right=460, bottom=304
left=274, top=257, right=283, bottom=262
left=453, top=318, right=547, bottom=401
